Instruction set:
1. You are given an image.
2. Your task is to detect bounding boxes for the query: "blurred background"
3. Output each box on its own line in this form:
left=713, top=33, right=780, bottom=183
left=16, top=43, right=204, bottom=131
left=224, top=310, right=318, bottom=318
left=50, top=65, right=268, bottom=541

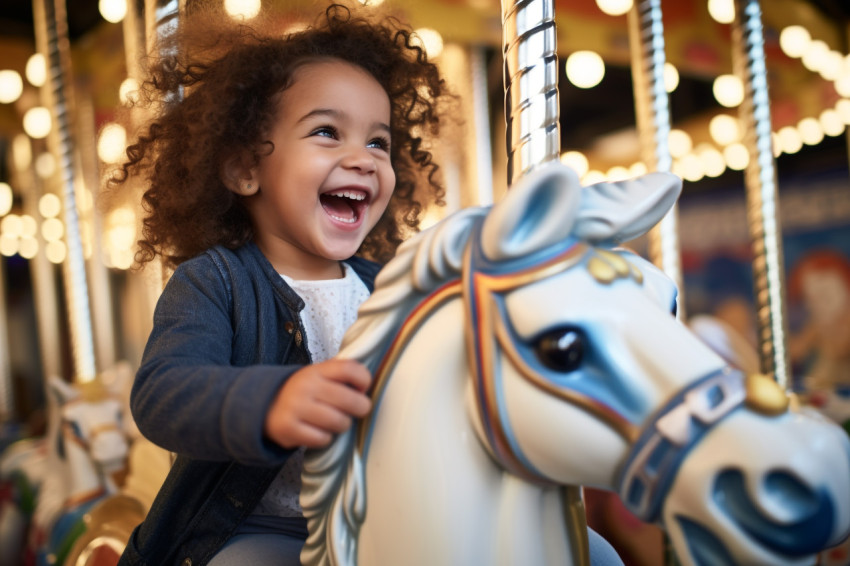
left=0, top=1, right=849, bottom=563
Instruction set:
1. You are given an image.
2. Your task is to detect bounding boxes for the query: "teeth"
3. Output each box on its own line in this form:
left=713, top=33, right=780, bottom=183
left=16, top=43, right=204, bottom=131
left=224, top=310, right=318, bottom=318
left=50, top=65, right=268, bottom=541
left=327, top=190, right=366, bottom=201
left=328, top=214, right=357, bottom=224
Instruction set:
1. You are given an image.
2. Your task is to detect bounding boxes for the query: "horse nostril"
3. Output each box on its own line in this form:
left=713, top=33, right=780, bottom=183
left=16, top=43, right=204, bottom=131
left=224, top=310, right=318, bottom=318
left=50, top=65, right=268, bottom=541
left=713, top=469, right=834, bottom=556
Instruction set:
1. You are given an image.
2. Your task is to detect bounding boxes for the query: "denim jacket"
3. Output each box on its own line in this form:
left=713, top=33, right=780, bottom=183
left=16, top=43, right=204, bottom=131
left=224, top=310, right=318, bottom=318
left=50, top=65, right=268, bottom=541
left=119, top=242, right=380, bottom=566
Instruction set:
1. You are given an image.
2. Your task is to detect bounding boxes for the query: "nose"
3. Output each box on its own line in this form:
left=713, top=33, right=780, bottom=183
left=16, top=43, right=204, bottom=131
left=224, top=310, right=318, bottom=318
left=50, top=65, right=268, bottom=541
left=341, top=145, right=377, bottom=174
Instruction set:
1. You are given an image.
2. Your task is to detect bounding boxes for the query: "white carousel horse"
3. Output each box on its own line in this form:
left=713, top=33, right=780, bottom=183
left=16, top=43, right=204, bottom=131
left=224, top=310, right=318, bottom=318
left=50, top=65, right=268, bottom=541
left=31, top=375, right=131, bottom=566
left=301, top=163, right=850, bottom=566
left=0, top=436, right=47, bottom=565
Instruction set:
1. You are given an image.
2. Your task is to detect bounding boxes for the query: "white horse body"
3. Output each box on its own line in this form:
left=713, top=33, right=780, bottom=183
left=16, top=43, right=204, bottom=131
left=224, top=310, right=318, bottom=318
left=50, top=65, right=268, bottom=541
left=358, top=299, right=575, bottom=565
left=302, top=163, right=850, bottom=566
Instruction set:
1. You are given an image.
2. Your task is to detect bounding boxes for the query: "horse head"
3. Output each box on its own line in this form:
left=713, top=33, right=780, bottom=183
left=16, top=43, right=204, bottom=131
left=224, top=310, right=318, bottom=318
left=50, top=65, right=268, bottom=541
left=49, top=376, right=128, bottom=479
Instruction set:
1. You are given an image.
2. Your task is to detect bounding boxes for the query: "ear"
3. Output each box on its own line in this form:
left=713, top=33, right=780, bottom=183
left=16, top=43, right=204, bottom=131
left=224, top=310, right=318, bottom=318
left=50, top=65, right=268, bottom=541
left=221, top=154, right=259, bottom=197
left=481, top=162, right=582, bottom=261
left=48, top=375, right=79, bottom=406
left=573, top=172, right=682, bottom=244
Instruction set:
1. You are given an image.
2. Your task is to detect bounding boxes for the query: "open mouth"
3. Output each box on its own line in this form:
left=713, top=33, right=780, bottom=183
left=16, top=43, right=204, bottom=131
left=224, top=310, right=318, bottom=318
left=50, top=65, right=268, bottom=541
left=320, top=188, right=370, bottom=225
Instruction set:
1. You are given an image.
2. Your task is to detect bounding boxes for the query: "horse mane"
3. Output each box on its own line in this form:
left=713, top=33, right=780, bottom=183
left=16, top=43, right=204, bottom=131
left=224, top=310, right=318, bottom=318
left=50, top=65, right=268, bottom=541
left=300, top=207, right=486, bottom=566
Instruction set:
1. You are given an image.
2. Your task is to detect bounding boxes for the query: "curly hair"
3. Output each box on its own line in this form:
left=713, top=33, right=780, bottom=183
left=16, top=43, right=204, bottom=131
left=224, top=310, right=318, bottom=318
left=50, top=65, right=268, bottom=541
left=110, top=2, right=449, bottom=269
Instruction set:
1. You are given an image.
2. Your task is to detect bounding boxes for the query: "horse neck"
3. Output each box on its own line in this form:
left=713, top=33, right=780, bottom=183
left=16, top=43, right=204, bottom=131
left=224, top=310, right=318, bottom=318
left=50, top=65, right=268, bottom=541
left=358, top=295, right=576, bottom=565
left=61, top=428, right=107, bottom=505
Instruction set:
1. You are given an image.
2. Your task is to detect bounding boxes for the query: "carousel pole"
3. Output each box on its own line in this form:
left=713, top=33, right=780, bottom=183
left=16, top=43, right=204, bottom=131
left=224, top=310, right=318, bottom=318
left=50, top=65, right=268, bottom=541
left=627, top=0, right=685, bottom=318
left=501, top=2, right=589, bottom=565
left=627, top=4, right=683, bottom=563
left=731, top=0, right=791, bottom=388
left=31, top=0, right=97, bottom=386
left=501, top=0, right=561, bottom=186
left=0, top=258, right=12, bottom=424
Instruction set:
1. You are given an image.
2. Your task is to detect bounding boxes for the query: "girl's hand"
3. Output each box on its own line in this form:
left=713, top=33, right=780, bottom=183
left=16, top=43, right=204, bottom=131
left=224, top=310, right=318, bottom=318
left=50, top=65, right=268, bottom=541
left=265, top=359, right=372, bottom=449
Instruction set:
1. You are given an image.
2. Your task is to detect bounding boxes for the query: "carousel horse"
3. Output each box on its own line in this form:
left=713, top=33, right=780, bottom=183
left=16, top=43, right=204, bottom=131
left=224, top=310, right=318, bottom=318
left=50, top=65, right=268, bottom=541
left=301, top=163, right=850, bottom=566
left=31, top=375, right=130, bottom=566
left=0, top=436, right=47, bottom=565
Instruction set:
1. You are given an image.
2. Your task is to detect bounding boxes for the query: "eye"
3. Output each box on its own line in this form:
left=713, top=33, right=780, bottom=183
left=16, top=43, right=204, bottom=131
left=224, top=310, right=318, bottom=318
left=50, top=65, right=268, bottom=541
left=311, top=125, right=338, bottom=139
left=367, top=136, right=390, bottom=151
left=533, top=327, right=584, bottom=373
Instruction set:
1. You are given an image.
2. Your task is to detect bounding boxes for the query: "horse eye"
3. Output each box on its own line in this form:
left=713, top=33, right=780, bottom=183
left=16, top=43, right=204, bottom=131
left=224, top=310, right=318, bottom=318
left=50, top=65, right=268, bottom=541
left=534, top=327, right=584, bottom=373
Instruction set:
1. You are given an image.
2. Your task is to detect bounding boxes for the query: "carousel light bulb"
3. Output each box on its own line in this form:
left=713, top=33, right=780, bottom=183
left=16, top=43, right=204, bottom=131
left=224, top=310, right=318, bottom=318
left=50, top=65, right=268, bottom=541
left=777, top=126, right=802, bottom=154
left=779, top=25, right=811, bottom=58
left=723, top=143, right=749, bottom=170
left=709, top=114, right=740, bottom=146
left=678, top=154, right=705, bottom=182
left=0, top=235, right=18, bottom=257
left=802, top=40, right=829, bottom=74
left=23, top=107, right=52, bottom=139
left=582, top=170, right=606, bottom=185
left=35, top=152, right=56, bottom=179
left=12, top=134, right=31, bottom=171
left=41, top=217, right=64, bottom=242
left=560, top=151, right=589, bottom=178
left=20, top=215, right=37, bottom=238
left=797, top=117, right=824, bottom=145
left=18, top=237, right=38, bottom=259
left=606, top=166, right=630, bottom=181
left=566, top=51, right=605, bottom=89
left=224, top=0, right=261, bottom=20
left=819, top=108, right=844, bottom=136
left=45, top=240, right=66, bottom=264
left=38, top=193, right=62, bottom=218
left=713, top=74, right=744, bottom=108
left=1, top=214, right=22, bottom=238
left=119, top=77, right=139, bottom=105
left=0, top=183, right=13, bottom=216
left=629, top=162, right=647, bottom=176
left=359, top=0, right=386, bottom=6
left=819, top=51, right=844, bottom=81
left=0, top=70, right=23, bottom=104
left=697, top=145, right=726, bottom=178
left=836, top=99, right=850, bottom=123
left=97, top=123, right=127, bottom=164
left=413, top=28, right=444, bottom=59
left=25, top=53, right=46, bottom=87
left=707, top=0, right=734, bottom=24
left=834, top=75, right=850, bottom=98
left=664, top=63, right=679, bottom=93
left=668, top=129, right=693, bottom=158
left=99, top=0, right=127, bottom=23
left=595, top=0, right=633, bottom=17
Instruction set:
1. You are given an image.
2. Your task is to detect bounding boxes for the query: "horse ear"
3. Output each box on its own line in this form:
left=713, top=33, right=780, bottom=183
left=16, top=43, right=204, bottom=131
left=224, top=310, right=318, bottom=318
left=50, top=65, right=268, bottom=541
left=48, top=375, right=79, bottom=406
left=481, top=163, right=582, bottom=261
left=573, top=172, right=682, bottom=244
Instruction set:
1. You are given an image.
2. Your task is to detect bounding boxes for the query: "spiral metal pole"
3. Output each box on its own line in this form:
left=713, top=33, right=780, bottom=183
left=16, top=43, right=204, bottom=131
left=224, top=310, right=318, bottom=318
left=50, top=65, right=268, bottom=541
left=501, top=3, right=589, bottom=564
left=501, top=0, right=560, bottom=185
left=627, top=0, right=685, bottom=319
left=731, top=0, right=790, bottom=388
left=32, top=0, right=97, bottom=384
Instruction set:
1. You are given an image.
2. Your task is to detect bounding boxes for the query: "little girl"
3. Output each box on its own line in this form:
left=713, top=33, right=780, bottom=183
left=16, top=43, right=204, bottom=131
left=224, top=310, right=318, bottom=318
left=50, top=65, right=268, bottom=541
left=110, top=4, right=449, bottom=565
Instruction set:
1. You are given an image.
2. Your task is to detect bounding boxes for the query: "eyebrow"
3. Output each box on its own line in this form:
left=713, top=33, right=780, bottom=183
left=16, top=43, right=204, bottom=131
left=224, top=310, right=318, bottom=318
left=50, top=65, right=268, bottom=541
left=298, top=108, right=391, bottom=135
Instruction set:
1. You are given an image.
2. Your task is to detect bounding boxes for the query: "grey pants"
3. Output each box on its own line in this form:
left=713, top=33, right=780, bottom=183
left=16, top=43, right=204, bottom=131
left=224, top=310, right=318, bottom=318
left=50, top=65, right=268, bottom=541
left=206, top=526, right=624, bottom=565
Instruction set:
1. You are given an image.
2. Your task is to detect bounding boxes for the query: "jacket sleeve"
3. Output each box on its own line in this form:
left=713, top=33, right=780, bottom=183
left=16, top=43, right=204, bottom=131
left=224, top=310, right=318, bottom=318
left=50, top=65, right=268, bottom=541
left=130, top=255, right=294, bottom=466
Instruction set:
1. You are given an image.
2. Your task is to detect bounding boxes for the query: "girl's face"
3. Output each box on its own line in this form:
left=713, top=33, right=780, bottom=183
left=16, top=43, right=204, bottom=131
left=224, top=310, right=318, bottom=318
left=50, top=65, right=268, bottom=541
left=245, top=59, right=395, bottom=279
